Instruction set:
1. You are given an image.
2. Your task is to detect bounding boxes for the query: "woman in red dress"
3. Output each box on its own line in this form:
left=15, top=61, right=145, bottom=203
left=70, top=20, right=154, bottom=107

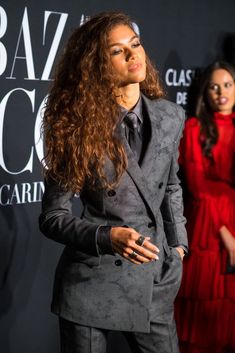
left=175, top=61, right=235, bottom=353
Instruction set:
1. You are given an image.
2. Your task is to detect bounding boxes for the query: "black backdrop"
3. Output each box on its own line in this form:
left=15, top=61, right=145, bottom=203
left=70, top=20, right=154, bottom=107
left=0, top=1, right=235, bottom=352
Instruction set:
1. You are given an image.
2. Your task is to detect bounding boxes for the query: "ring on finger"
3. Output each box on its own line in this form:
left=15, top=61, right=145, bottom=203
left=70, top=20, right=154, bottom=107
left=136, top=235, right=145, bottom=246
left=130, top=251, right=138, bottom=259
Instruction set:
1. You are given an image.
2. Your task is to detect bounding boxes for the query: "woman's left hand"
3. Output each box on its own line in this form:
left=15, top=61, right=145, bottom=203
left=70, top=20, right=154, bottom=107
left=174, top=247, right=185, bottom=261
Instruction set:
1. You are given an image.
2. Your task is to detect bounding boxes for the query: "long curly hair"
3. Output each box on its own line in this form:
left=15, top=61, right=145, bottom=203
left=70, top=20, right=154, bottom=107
left=195, top=61, right=235, bottom=158
left=42, top=11, right=165, bottom=193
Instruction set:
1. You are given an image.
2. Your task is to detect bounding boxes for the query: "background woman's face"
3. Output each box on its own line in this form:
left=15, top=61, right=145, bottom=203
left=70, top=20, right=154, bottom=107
left=108, top=24, right=146, bottom=87
left=207, top=68, right=235, bottom=115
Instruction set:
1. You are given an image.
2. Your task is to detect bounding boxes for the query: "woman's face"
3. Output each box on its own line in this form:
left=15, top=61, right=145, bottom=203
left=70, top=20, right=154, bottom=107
left=107, top=24, right=146, bottom=87
left=207, top=68, right=235, bottom=114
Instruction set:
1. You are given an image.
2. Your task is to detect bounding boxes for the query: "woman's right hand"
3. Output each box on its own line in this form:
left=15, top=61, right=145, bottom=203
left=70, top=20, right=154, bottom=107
left=219, top=225, right=235, bottom=266
left=110, top=227, right=159, bottom=264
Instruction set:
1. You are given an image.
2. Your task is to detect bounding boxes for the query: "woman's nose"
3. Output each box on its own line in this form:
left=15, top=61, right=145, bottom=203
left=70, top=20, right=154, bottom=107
left=126, top=49, right=137, bottom=61
left=216, top=86, right=222, bottom=95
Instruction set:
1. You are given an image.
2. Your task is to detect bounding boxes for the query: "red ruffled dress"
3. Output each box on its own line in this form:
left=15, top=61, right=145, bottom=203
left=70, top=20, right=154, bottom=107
left=175, top=113, right=235, bottom=353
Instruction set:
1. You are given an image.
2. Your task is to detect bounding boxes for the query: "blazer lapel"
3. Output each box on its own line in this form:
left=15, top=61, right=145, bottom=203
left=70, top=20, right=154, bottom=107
left=116, top=96, right=166, bottom=220
left=139, top=95, right=163, bottom=174
left=118, top=117, right=157, bottom=220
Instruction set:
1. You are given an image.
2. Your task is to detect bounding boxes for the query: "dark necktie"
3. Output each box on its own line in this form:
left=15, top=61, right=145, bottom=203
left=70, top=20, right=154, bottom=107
left=124, top=111, right=142, bottom=162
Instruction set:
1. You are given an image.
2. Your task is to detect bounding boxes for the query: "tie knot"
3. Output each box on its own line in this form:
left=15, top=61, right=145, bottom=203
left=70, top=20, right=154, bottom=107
left=124, top=112, right=139, bottom=130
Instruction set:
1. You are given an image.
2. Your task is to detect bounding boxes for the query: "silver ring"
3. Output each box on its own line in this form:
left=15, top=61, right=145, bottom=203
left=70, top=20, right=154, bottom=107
left=136, top=235, right=145, bottom=246
left=130, top=251, right=138, bottom=259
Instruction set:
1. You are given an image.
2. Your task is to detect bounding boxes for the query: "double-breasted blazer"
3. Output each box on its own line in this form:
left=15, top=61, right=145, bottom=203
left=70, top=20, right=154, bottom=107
left=39, top=95, right=187, bottom=333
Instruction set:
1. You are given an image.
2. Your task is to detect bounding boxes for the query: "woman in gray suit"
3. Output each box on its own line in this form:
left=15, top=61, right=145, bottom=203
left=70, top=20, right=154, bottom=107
left=39, top=11, right=188, bottom=353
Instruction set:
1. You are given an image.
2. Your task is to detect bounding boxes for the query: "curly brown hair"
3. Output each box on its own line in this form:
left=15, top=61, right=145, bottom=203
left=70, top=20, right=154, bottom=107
left=42, top=11, right=165, bottom=193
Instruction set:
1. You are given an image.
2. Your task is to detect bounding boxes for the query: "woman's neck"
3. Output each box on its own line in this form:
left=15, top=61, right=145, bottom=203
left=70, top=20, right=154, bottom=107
left=115, top=83, right=140, bottom=110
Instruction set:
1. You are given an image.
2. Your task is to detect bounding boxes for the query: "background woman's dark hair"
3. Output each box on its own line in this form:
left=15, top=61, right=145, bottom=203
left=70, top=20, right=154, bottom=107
left=195, top=61, right=235, bottom=158
left=42, top=11, right=164, bottom=192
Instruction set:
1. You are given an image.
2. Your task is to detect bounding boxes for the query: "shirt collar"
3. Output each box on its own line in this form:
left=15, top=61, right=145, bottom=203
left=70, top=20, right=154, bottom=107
left=120, top=95, right=143, bottom=124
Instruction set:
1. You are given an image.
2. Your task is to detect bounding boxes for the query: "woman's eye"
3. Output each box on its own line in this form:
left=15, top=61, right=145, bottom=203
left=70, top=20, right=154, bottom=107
left=132, top=42, right=141, bottom=48
left=208, top=84, right=219, bottom=92
left=224, top=81, right=233, bottom=88
left=110, top=48, right=122, bottom=56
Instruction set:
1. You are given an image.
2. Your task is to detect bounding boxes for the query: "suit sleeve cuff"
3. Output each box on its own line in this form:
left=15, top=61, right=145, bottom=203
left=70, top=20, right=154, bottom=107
left=96, top=225, right=114, bottom=255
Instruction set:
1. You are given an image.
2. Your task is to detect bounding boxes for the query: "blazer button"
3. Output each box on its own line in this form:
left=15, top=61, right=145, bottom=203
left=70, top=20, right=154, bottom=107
left=148, top=222, right=154, bottom=228
left=115, top=259, right=122, bottom=266
left=158, top=182, right=164, bottom=189
left=107, top=189, right=116, bottom=197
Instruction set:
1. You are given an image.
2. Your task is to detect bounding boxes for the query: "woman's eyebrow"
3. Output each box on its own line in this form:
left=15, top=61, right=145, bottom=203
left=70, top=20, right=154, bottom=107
left=108, top=35, right=139, bottom=48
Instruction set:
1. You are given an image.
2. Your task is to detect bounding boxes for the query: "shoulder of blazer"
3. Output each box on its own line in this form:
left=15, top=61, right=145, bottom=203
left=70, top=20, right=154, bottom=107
left=142, top=95, right=185, bottom=122
left=142, top=95, right=185, bottom=140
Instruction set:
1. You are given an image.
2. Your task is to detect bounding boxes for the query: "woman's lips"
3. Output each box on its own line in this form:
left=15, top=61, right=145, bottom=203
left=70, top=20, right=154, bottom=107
left=128, top=62, right=142, bottom=72
left=217, top=96, right=229, bottom=105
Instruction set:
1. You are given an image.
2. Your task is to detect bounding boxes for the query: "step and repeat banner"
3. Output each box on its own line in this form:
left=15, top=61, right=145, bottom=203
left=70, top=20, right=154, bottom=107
left=0, top=1, right=235, bottom=352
